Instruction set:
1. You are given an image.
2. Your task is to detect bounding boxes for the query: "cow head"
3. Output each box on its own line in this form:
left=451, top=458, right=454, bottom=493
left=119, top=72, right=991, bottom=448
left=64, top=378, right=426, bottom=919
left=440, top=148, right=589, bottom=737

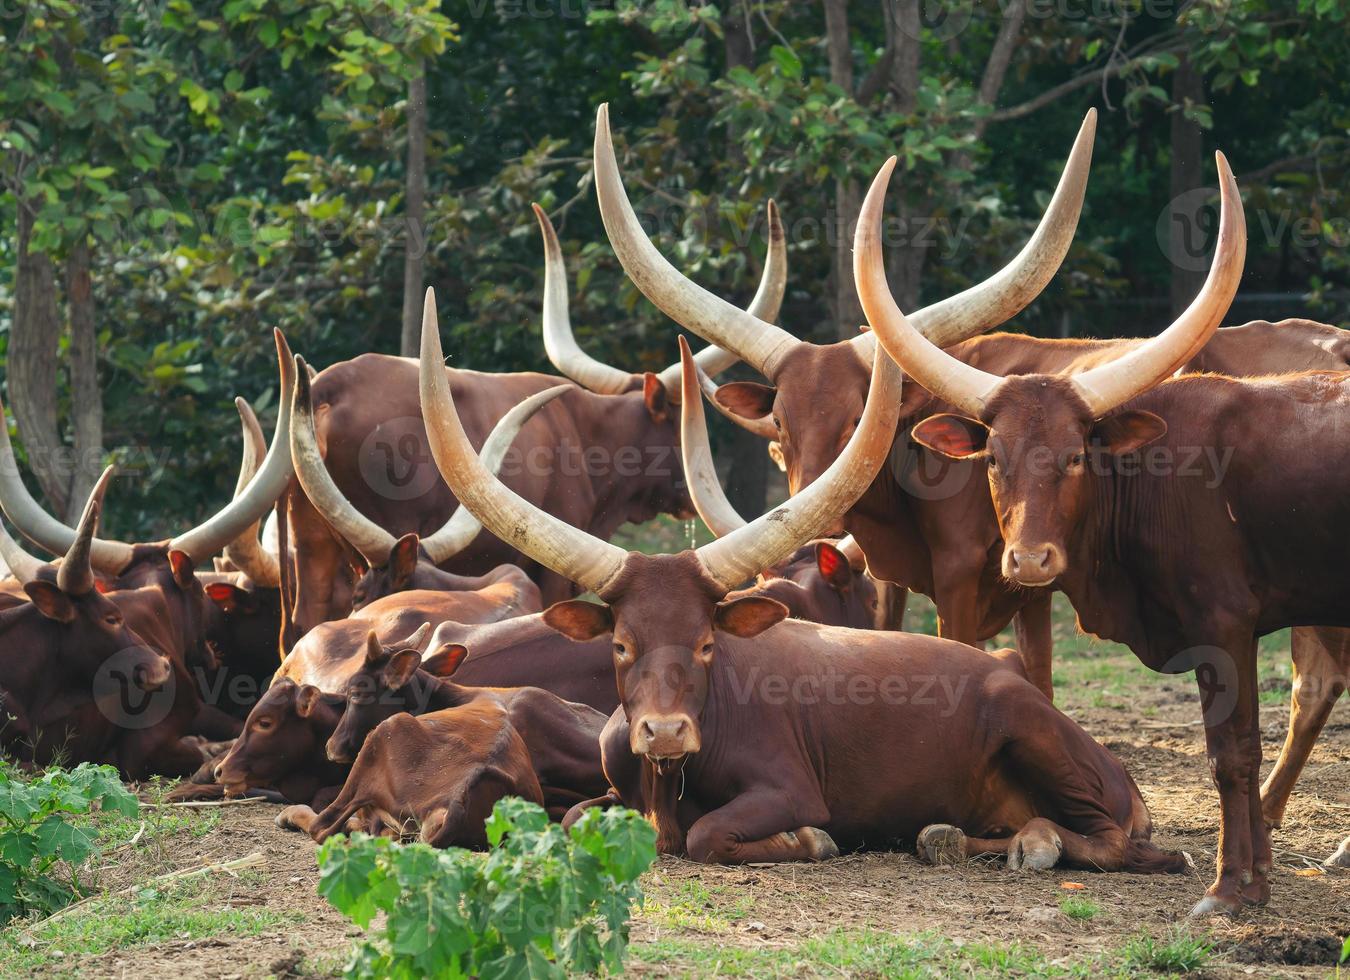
left=214, top=678, right=341, bottom=795
left=325, top=624, right=440, bottom=764
left=0, top=468, right=173, bottom=693
left=419, top=290, right=903, bottom=768
left=589, top=103, right=1097, bottom=513
left=760, top=540, right=879, bottom=630
left=857, top=151, right=1246, bottom=588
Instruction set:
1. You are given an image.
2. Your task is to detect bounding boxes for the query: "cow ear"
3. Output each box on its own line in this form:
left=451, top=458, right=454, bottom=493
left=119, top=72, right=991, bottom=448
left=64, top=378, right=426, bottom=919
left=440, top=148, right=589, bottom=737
left=767, top=441, right=787, bottom=473
left=167, top=550, right=196, bottom=590
left=911, top=414, right=989, bottom=459
left=389, top=533, right=420, bottom=589
left=543, top=599, right=614, bottom=641
left=814, top=542, right=853, bottom=591
left=349, top=554, right=369, bottom=578
left=204, top=582, right=246, bottom=613
left=381, top=649, right=421, bottom=690
left=423, top=642, right=469, bottom=677
left=295, top=684, right=322, bottom=718
left=1090, top=410, right=1168, bottom=456
left=715, top=382, right=776, bottom=421
left=24, top=580, right=75, bottom=623
left=714, top=595, right=788, bottom=638
left=641, top=372, right=669, bottom=423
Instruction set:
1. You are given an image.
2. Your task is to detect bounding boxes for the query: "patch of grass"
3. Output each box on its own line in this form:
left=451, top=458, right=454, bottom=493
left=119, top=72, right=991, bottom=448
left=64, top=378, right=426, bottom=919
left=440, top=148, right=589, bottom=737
left=644, top=879, right=753, bottom=933
left=1059, top=895, right=1101, bottom=921
left=0, top=872, right=299, bottom=977
left=633, top=929, right=956, bottom=978
left=1117, top=928, right=1211, bottom=974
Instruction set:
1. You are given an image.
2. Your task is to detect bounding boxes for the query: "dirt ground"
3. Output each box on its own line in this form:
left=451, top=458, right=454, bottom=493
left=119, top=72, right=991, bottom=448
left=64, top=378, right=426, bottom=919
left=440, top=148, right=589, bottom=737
left=20, top=629, right=1350, bottom=978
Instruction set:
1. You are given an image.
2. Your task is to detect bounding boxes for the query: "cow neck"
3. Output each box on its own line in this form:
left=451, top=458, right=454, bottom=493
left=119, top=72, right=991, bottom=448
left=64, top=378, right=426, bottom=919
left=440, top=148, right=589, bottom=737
left=0, top=604, right=64, bottom=692
left=410, top=669, right=473, bottom=712
left=581, top=390, right=680, bottom=537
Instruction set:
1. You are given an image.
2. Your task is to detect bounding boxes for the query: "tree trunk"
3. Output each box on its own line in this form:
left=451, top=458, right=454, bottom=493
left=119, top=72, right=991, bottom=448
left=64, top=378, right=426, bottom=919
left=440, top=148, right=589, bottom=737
left=64, top=235, right=103, bottom=524
left=1168, top=55, right=1207, bottom=315
left=823, top=0, right=865, bottom=338
left=399, top=63, right=428, bottom=357
left=883, top=0, right=925, bottom=312
left=721, top=1, right=768, bottom=518
left=10, top=203, right=69, bottom=521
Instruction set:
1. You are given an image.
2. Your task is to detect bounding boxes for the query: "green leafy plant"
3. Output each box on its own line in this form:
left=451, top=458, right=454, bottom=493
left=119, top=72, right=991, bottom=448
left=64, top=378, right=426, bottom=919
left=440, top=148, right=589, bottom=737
left=0, top=762, right=139, bottom=922
left=1059, top=895, right=1101, bottom=921
left=317, top=797, right=657, bottom=979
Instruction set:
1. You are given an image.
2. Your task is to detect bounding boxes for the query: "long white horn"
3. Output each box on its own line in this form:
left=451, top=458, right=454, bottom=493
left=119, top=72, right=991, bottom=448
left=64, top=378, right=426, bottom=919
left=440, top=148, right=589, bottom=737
left=289, top=355, right=398, bottom=567
left=0, top=520, right=47, bottom=584
left=419, top=288, right=627, bottom=597
left=0, top=399, right=135, bottom=573
left=694, top=340, right=904, bottom=590
left=652, top=198, right=790, bottom=394
left=859, top=157, right=1003, bottom=417
left=677, top=337, right=747, bottom=537
left=221, top=397, right=282, bottom=587
left=593, top=104, right=798, bottom=377
left=168, top=330, right=297, bottom=562
left=1070, top=152, right=1245, bottom=415
left=420, top=384, right=572, bottom=564
left=851, top=108, right=1096, bottom=357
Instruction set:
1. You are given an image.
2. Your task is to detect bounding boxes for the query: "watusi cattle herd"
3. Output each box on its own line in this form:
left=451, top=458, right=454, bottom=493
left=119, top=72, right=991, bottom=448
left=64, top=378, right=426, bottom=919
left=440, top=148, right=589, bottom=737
left=0, top=104, right=1345, bottom=921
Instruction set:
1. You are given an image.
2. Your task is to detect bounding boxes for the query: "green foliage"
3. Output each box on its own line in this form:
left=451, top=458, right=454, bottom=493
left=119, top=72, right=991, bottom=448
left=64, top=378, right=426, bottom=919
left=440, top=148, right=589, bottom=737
left=1059, top=895, right=1101, bottom=921
left=316, top=797, right=658, bottom=979
left=1119, top=928, right=1211, bottom=974
left=0, top=761, right=139, bottom=922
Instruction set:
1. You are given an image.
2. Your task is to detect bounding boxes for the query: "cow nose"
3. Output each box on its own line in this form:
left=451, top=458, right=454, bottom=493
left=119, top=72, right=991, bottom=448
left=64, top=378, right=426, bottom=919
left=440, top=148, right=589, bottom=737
left=632, top=714, right=700, bottom=756
left=1003, top=543, right=1065, bottom=584
left=640, top=718, right=687, bottom=742
left=326, top=741, right=352, bottom=765
left=212, top=760, right=226, bottom=781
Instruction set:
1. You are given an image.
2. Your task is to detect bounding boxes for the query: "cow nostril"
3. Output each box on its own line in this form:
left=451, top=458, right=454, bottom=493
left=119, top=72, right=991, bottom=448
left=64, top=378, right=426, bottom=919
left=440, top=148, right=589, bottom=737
left=212, top=762, right=225, bottom=780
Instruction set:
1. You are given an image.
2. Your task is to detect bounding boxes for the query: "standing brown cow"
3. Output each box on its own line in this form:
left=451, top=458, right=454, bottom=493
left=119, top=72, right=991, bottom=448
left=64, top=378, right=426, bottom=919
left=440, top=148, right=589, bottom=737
left=414, top=290, right=1186, bottom=876
left=858, top=151, right=1350, bottom=911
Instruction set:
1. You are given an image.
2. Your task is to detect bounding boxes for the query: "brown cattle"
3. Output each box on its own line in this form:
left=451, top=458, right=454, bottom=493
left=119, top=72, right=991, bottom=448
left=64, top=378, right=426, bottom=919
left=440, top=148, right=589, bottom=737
left=859, top=151, right=1350, bottom=911
left=0, top=471, right=173, bottom=771
left=0, top=335, right=296, bottom=774
left=291, top=366, right=566, bottom=614
left=416, top=289, right=1184, bottom=876
left=281, top=203, right=786, bottom=638
left=589, top=104, right=1097, bottom=688
left=278, top=701, right=544, bottom=847
left=316, top=630, right=607, bottom=817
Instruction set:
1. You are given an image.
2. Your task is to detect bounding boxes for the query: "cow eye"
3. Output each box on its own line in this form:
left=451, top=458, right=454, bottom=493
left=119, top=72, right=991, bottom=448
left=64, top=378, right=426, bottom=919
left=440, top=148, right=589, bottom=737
left=255, top=718, right=273, bottom=731
left=1068, top=452, right=1086, bottom=469
left=104, top=614, right=121, bottom=627
left=772, top=416, right=782, bottom=431
left=613, top=643, right=631, bottom=662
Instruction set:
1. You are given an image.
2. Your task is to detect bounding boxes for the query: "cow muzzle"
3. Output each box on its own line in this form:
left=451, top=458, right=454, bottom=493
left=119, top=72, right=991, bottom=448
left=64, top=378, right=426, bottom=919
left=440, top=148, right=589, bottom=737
left=631, top=714, right=700, bottom=760
left=1002, top=542, right=1066, bottom=587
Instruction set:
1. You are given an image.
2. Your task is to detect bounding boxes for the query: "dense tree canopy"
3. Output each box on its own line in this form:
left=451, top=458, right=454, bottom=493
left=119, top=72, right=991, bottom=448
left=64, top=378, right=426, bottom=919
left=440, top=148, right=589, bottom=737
left=1, top=0, right=1345, bottom=537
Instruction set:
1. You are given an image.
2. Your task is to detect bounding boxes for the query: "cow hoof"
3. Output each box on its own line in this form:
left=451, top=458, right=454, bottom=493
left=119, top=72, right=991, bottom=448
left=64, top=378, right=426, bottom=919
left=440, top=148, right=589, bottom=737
left=1189, top=893, right=1242, bottom=918
left=1325, top=837, right=1350, bottom=869
left=795, top=827, right=839, bottom=861
left=275, top=804, right=315, bottom=832
left=1008, top=826, right=1062, bottom=872
left=917, top=824, right=968, bottom=866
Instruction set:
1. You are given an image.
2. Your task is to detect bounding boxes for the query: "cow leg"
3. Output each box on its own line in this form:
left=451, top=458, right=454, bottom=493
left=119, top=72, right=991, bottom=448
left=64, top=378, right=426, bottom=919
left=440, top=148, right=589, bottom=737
left=873, top=579, right=908, bottom=631
left=1261, top=627, right=1347, bottom=830
left=276, top=804, right=319, bottom=834
left=288, top=489, right=351, bottom=635
left=1192, top=633, right=1266, bottom=916
left=562, top=790, right=623, bottom=830
left=1326, top=836, right=1350, bottom=869
left=685, top=789, right=834, bottom=865
left=1013, top=592, right=1055, bottom=700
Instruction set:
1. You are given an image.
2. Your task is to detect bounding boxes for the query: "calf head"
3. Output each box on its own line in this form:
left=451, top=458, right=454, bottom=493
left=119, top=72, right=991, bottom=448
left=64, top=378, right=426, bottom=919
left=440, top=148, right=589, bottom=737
left=857, top=151, right=1246, bottom=589
left=419, top=288, right=903, bottom=771
left=325, top=624, right=441, bottom=764
left=214, top=678, right=341, bottom=795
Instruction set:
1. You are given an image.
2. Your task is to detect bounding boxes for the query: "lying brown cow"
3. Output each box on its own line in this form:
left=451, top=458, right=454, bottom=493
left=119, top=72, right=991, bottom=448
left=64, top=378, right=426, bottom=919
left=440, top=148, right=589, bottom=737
left=416, top=289, right=1185, bottom=875
left=320, top=630, right=609, bottom=816
left=279, top=699, right=543, bottom=847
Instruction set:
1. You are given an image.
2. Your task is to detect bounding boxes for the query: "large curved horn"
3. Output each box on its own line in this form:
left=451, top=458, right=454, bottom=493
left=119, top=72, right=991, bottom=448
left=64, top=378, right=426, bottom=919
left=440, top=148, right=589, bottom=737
left=678, top=337, right=748, bottom=537
left=694, top=336, right=904, bottom=590
left=593, top=104, right=799, bottom=377
left=651, top=198, right=789, bottom=394
left=57, top=465, right=114, bottom=596
left=857, top=158, right=1003, bottom=417
left=851, top=109, right=1096, bottom=357
left=835, top=535, right=865, bottom=567
left=1070, top=152, right=1245, bottom=415
left=419, top=289, right=627, bottom=597
left=537, top=199, right=787, bottom=398
left=0, top=400, right=135, bottom=573
left=695, top=359, right=778, bottom=440
left=0, top=520, right=47, bottom=585
left=221, top=398, right=282, bottom=587
left=168, top=330, right=297, bottom=562
left=420, top=383, right=571, bottom=564
left=290, top=355, right=398, bottom=567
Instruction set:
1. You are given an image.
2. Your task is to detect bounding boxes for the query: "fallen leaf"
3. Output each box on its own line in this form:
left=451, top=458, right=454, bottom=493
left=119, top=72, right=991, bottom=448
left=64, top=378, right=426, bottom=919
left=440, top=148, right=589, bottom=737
left=1060, top=881, right=1086, bottom=890
left=1293, top=867, right=1325, bottom=877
